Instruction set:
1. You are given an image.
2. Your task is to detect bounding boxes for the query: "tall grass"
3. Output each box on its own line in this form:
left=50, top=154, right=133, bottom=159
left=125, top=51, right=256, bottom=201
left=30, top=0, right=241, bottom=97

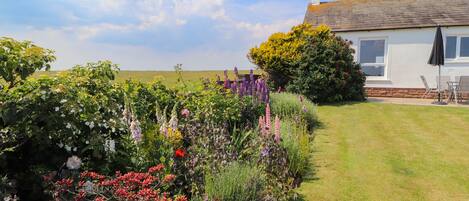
left=205, top=162, right=265, bottom=201
left=281, top=119, right=311, bottom=183
left=270, top=93, right=315, bottom=183
left=270, top=93, right=316, bottom=131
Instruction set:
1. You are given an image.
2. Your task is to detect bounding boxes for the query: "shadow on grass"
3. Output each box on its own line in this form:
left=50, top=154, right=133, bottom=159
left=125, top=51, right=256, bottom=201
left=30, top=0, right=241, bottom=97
left=316, top=100, right=367, bottom=107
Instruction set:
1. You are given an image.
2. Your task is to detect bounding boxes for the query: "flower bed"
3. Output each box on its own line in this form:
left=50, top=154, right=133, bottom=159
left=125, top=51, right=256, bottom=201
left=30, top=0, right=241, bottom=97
left=1, top=64, right=317, bottom=200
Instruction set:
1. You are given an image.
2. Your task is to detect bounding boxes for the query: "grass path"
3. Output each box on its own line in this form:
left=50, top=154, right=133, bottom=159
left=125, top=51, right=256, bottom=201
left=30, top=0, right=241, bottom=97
left=298, top=103, right=469, bottom=201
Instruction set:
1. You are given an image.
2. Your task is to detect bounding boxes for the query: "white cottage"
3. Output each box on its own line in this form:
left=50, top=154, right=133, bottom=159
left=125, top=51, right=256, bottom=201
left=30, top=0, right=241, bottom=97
left=304, top=0, right=469, bottom=98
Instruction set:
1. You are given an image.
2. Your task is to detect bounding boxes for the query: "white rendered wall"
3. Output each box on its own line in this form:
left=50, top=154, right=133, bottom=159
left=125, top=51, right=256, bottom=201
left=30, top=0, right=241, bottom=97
left=336, top=26, right=469, bottom=88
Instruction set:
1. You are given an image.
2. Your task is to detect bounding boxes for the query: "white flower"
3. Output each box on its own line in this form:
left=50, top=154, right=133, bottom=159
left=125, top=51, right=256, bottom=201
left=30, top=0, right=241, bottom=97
left=105, top=139, right=116, bottom=153
left=130, top=117, right=142, bottom=143
left=60, top=99, right=68, bottom=103
left=65, top=145, right=71, bottom=152
left=66, top=123, right=72, bottom=129
left=84, top=181, right=94, bottom=193
left=89, top=122, right=95, bottom=129
left=66, top=155, right=82, bottom=170
left=55, top=107, right=60, bottom=111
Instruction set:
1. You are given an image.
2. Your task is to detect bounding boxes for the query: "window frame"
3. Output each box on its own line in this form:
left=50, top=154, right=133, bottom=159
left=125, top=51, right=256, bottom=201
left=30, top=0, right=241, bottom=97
left=445, top=35, right=469, bottom=62
left=358, top=37, right=388, bottom=80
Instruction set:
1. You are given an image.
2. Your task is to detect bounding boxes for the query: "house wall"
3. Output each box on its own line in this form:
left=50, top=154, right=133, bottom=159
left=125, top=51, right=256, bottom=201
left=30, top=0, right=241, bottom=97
left=337, top=26, right=469, bottom=89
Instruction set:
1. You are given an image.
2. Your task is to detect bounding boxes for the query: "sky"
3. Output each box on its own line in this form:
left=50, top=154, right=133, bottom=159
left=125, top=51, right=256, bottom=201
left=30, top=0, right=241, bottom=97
left=0, top=0, right=317, bottom=70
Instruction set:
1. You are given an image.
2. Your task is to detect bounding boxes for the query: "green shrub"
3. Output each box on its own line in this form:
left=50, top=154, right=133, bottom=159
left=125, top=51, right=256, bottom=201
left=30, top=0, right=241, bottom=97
left=270, top=92, right=316, bottom=131
left=205, top=162, right=265, bottom=201
left=280, top=119, right=311, bottom=184
left=249, top=24, right=366, bottom=103
left=0, top=61, right=135, bottom=200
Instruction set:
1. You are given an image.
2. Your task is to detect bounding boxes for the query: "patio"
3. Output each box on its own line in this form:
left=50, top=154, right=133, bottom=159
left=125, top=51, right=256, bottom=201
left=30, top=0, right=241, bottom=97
left=368, top=97, right=469, bottom=107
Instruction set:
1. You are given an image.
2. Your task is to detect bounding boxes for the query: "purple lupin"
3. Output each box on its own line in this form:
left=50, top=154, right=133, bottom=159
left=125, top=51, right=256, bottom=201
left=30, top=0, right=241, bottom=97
left=223, top=70, right=229, bottom=89
left=234, top=67, right=239, bottom=78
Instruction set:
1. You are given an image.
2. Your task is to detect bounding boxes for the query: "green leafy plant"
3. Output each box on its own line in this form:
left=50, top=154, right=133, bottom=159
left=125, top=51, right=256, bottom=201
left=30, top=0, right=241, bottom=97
left=280, top=119, right=311, bottom=186
left=205, top=162, right=265, bottom=201
left=0, top=37, right=56, bottom=90
left=0, top=61, right=132, bottom=200
left=270, top=92, right=316, bottom=131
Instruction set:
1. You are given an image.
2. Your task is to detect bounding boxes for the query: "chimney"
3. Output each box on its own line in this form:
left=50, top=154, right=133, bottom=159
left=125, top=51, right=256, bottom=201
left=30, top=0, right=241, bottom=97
left=311, top=0, right=321, bottom=5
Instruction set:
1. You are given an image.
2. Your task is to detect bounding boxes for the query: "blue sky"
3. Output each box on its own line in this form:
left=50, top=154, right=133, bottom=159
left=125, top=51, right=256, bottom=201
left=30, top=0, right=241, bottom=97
left=0, top=0, right=315, bottom=70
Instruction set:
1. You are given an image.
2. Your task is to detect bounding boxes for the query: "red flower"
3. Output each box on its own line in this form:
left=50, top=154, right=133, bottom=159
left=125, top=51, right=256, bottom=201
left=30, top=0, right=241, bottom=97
left=148, top=164, right=165, bottom=174
left=174, top=149, right=185, bottom=158
left=163, top=174, right=176, bottom=183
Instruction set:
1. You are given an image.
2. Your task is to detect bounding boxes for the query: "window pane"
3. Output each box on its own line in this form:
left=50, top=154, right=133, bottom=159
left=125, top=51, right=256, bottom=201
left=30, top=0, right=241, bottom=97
left=362, top=65, right=385, bottom=76
left=460, top=37, right=469, bottom=57
left=360, top=40, right=385, bottom=63
left=446, top=36, right=457, bottom=59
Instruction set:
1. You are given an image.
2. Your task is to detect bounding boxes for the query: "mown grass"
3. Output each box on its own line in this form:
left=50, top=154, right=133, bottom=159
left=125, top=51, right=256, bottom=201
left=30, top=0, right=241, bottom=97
left=298, top=102, right=469, bottom=201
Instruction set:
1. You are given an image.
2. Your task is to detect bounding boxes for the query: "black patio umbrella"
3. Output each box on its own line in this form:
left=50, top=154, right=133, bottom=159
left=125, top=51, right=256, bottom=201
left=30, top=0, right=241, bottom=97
left=428, top=25, right=446, bottom=104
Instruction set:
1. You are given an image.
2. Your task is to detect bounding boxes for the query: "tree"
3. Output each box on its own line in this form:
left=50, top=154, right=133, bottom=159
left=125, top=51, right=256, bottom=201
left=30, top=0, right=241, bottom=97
left=248, top=24, right=365, bottom=103
left=0, top=37, right=56, bottom=90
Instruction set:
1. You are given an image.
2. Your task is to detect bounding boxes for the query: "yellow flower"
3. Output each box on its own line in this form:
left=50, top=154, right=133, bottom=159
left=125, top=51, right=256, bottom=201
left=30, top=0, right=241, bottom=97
left=167, top=127, right=183, bottom=145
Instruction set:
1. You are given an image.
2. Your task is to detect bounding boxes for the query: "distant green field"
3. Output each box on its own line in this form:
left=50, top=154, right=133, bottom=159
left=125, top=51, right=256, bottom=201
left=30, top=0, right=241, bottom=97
left=34, top=70, right=260, bottom=87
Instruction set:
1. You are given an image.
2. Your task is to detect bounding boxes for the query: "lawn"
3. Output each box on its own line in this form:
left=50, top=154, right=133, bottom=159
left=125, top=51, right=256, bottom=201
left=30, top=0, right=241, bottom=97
left=298, top=103, right=469, bottom=201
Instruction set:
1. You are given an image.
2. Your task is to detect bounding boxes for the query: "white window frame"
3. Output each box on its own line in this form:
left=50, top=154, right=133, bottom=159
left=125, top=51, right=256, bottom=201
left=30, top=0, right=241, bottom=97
left=445, top=35, right=469, bottom=62
left=358, top=37, right=388, bottom=80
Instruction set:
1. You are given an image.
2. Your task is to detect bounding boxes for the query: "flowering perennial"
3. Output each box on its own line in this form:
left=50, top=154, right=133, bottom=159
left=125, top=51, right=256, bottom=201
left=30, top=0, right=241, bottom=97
left=48, top=164, right=187, bottom=201
left=220, top=68, right=270, bottom=103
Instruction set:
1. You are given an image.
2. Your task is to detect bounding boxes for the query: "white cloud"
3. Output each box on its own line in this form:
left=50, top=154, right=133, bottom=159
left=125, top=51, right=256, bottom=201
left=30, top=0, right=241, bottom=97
left=0, top=26, right=253, bottom=70
left=233, top=18, right=299, bottom=40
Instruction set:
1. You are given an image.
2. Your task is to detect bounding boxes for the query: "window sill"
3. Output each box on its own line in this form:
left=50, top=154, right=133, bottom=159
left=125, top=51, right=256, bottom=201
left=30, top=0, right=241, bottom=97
left=445, top=59, right=469, bottom=64
left=365, top=79, right=392, bottom=84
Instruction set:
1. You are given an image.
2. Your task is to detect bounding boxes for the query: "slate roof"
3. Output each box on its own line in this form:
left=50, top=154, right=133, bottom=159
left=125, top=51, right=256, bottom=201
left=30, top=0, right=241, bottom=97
left=304, top=0, right=469, bottom=32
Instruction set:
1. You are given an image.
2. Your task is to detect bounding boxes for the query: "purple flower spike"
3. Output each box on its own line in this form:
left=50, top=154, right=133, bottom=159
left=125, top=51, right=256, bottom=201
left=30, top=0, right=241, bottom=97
left=224, top=74, right=229, bottom=88
left=239, top=82, right=245, bottom=97
left=249, top=69, right=254, bottom=82
left=224, top=69, right=228, bottom=79
left=234, top=67, right=239, bottom=78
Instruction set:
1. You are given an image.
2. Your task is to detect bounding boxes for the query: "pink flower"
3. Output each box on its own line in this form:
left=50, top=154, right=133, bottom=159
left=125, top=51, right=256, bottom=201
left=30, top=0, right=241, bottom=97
left=274, top=116, right=281, bottom=144
left=181, top=108, right=190, bottom=118
left=265, top=103, right=271, bottom=131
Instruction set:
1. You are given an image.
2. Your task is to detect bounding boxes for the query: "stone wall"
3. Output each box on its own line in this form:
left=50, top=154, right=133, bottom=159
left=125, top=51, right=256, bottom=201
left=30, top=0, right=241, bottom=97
left=365, top=87, right=461, bottom=99
left=365, top=87, right=469, bottom=99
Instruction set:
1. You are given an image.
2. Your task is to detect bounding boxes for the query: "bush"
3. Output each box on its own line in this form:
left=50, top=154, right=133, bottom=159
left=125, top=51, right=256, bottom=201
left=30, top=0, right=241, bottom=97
left=270, top=92, right=316, bottom=130
left=249, top=24, right=366, bottom=103
left=280, top=119, right=310, bottom=185
left=0, top=61, right=133, bottom=200
left=205, top=162, right=265, bottom=201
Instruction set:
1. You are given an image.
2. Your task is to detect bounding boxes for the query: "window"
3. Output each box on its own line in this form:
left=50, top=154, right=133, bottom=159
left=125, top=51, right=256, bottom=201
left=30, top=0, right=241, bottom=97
left=460, top=37, right=469, bottom=57
left=359, top=39, right=386, bottom=77
left=445, top=36, right=469, bottom=60
left=445, top=36, right=457, bottom=59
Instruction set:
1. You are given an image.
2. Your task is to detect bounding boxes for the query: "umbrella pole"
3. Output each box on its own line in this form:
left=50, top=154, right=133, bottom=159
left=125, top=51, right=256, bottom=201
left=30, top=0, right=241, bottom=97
left=438, top=65, right=441, bottom=103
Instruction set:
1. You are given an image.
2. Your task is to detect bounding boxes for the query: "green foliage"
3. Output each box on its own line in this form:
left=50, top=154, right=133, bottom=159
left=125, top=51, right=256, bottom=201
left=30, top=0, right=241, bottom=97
left=249, top=24, right=366, bottom=103
left=281, top=119, right=310, bottom=184
left=270, top=92, right=316, bottom=130
left=205, top=162, right=265, bottom=201
left=0, top=61, right=132, bottom=199
left=0, top=37, right=56, bottom=90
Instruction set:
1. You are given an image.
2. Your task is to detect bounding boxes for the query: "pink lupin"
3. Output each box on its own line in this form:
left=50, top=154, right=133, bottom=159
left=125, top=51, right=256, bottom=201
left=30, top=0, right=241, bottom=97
left=274, top=115, right=281, bottom=143
left=265, top=103, right=271, bottom=131
left=258, top=116, right=266, bottom=136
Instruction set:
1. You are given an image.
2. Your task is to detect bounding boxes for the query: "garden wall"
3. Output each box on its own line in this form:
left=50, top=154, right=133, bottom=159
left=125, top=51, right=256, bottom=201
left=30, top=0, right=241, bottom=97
left=365, top=87, right=469, bottom=99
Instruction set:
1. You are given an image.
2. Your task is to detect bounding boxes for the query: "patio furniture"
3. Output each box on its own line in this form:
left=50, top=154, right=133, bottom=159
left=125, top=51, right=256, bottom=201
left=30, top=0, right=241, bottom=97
left=420, top=75, right=438, bottom=99
left=446, top=80, right=459, bottom=103
left=437, top=76, right=451, bottom=98
left=457, top=76, right=469, bottom=102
